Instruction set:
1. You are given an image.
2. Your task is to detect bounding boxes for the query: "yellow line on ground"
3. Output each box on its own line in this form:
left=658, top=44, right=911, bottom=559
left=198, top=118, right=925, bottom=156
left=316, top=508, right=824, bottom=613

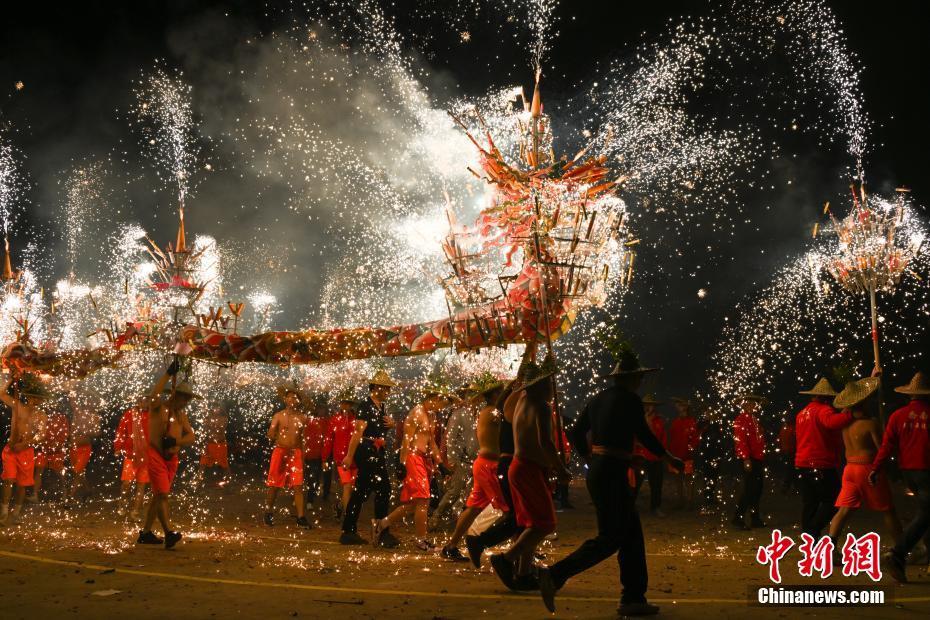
left=1, top=549, right=926, bottom=605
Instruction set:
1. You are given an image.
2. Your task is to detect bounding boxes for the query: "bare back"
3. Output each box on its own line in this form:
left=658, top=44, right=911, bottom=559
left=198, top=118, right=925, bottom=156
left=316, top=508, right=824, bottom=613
left=513, top=392, right=548, bottom=467
left=843, top=417, right=880, bottom=462
left=476, top=405, right=501, bottom=457
left=402, top=405, right=433, bottom=460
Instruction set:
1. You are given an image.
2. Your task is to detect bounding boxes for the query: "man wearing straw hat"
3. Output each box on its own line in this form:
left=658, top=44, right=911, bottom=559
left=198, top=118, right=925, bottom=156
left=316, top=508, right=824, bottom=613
left=871, top=371, right=930, bottom=582
left=794, top=377, right=851, bottom=537
left=137, top=362, right=197, bottom=549
left=827, top=377, right=902, bottom=556
left=731, top=393, right=768, bottom=530
left=340, top=369, right=398, bottom=546
left=373, top=379, right=452, bottom=551
left=263, top=384, right=311, bottom=529
left=0, top=374, right=50, bottom=526
left=632, top=394, right=667, bottom=517
left=536, top=350, right=683, bottom=616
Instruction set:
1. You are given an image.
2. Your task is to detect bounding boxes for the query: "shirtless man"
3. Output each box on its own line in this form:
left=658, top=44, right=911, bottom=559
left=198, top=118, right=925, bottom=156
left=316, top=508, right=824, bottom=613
left=65, top=390, right=101, bottom=507
left=1, top=375, right=49, bottom=525
left=137, top=362, right=197, bottom=549
left=199, top=405, right=230, bottom=485
left=30, top=402, right=69, bottom=503
left=374, top=387, right=451, bottom=551
left=114, top=399, right=149, bottom=520
left=828, top=377, right=902, bottom=547
left=490, top=357, right=571, bottom=585
left=441, top=377, right=507, bottom=562
left=264, top=386, right=310, bottom=529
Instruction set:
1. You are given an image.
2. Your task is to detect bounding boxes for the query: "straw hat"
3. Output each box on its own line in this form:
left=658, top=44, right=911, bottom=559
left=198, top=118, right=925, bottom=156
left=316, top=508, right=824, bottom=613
left=468, top=372, right=506, bottom=397
left=894, top=372, right=930, bottom=396
left=334, top=387, right=359, bottom=405
left=173, top=382, right=202, bottom=400
left=522, top=355, right=558, bottom=389
left=833, top=377, right=880, bottom=410
left=642, top=393, right=663, bottom=406
left=735, top=393, right=769, bottom=407
left=670, top=396, right=692, bottom=407
left=607, top=347, right=660, bottom=377
left=276, top=382, right=302, bottom=402
left=799, top=377, right=838, bottom=397
left=369, top=369, right=397, bottom=388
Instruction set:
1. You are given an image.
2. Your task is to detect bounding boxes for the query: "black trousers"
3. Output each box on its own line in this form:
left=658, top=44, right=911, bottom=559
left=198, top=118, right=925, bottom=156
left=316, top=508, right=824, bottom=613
left=549, top=455, right=648, bottom=605
left=735, top=459, right=764, bottom=518
left=305, top=458, right=323, bottom=504
left=475, top=455, right=524, bottom=547
left=341, top=446, right=390, bottom=533
left=797, top=468, right=841, bottom=537
left=321, top=457, right=333, bottom=500
left=894, top=470, right=930, bottom=560
left=633, top=460, right=664, bottom=510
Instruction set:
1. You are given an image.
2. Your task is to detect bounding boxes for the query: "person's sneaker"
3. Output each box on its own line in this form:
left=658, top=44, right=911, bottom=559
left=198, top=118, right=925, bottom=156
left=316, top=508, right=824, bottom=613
left=339, top=531, right=368, bottom=545
left=296, top=516, right=312, bottom=529
left=538, top=567, right=557, bottom=613
left=441, top=545, right=469, bottom=562
left=883, top=551, right=907, bottom=583
left=263, top=512, right=274, bottom=527
left=731, top=515, right=749, bottom=531
left=617, top=601, right=660, bottom=616
left=489, top=553, right=517, bottom=590
left=416, top=539, right=439, bottom=553
left=137, top=530, right=163, bottom=545
left=465, top=535, right=484, bottom=568
left=164, top=530, right=182, bottom=549
left=378, top=528, right=400, bottom=549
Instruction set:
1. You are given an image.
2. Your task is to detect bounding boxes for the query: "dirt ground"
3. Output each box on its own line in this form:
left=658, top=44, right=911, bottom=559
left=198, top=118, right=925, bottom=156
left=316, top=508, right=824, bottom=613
left=1, top=472, right=929, bottom=620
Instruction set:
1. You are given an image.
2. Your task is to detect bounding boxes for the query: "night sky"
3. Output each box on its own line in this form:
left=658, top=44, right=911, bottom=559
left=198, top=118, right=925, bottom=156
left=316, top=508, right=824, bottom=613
left=1, top=1, right=927, bottom=408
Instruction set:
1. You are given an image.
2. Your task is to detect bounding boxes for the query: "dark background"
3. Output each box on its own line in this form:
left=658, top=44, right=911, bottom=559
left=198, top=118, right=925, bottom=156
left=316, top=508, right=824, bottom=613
left=1, top=1, right=927, bottom=408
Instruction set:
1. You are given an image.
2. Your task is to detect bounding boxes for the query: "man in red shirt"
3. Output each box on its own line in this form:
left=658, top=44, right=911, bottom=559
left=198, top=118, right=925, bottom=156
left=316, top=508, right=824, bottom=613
left=633, top=394, right=667, bottom=517
left=668, top=397, right=700, bottom=508
left=794, top=377, right=851, bottom=537
left=303, top=395, right=328, bottom=511
left=732, top=394, right=767, bottom=530
left=114, top=402, right=150, bottom=520
left=871, top=372, right=930, bottom=583
left=30, top=405, right=69, bottom=503
left=323, top=393, right=357, bottom=519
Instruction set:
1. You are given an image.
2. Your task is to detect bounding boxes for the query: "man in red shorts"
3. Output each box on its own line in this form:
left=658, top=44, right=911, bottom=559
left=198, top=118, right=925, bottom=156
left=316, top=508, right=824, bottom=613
left=1, top=375, right=50, bottom=526
left=264, top=385, right=310, bottom=529
left=374, top=383, right=451, bottom=551
left=490, top=357, right=571, bottom=587
left=441, top=375, right=506, bottom=561
left=30, top=402, right=69, bottom=503
left=114, top=401, right=149, bottom=520
left=827, top=377, right=902, bottom=550
left=323, top=393, right=357, bottom=519
left=199, top=405, right=230, bottom=486
left=137, top=362, right=197, bottom=549
left=65, top=390, right=100, bottom=507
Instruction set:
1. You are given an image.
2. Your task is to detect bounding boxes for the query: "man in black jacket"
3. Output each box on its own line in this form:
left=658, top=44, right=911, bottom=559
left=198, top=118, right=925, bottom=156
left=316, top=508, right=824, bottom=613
left=537, top=353, right=683, bottom=617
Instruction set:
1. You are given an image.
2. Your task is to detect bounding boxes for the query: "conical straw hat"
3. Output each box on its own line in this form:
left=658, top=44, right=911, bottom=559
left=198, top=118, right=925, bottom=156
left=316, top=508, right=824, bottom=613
left=734, top=393, right=769, bottom=407
left=799, top=377, right=838, bottom=397
left=369, top=369, right=397, bottom=387
left=894, top=372, right=930, bottom=396
left=642, top=393, right=663, bottom=405
left=833, top=377, right=880, bottom=410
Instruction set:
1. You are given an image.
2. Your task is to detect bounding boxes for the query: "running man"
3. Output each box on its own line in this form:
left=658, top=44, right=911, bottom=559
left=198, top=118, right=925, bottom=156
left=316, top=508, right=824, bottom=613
left=374, top=384, right=451, bottom=551
left=137, top=362, right=197, bottom=549
left=264, top=385, right=310, bottom=529
left=199, top=405, right=230, bottom=485
left=828, top=377, right=902, bottom=550
left=1, top=374, right=49, bottom=525
left=114, top=400, right=149, bottom=520
left=440, top=375, right=506, bottom=562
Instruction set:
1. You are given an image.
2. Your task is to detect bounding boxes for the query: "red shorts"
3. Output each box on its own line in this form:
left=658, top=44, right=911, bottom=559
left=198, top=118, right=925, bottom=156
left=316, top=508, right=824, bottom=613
left=2, top=445, right=35, bottom=487
left=400, top=452, right=432, bottom=503
left=508, top=456, right=556, bottom=534
left=121, top=457, right=150, bottom=483
left=35, top=451, right=67, bottom=472
left=70, top=444, right=92, bottom=474
left=337, top=464, right=357, bottom=485
left=835, top=463, right=892, bottom=511
left=466, top=454, right=509, bottom=511
left=266, top=447, right=303, bottom=488
left=147, top=446, right=179, bottom=495
left=200, top=442, right=229, bottom=468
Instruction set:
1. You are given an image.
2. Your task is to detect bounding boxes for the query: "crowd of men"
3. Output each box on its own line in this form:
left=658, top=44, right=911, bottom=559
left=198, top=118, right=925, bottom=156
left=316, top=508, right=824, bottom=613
left=2, top=350, right=929, bottom=616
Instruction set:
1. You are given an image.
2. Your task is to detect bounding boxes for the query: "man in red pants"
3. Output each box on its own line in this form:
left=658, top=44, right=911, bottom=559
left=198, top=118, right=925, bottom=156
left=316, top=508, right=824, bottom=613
left=114, top=401, right=150, bottom=520
left=323, top=393, right=357, bottom=519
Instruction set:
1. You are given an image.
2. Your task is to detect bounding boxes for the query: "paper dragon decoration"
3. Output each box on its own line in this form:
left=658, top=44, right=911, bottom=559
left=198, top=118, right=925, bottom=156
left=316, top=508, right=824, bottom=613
left=2, top=78, right=631, bottom=377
